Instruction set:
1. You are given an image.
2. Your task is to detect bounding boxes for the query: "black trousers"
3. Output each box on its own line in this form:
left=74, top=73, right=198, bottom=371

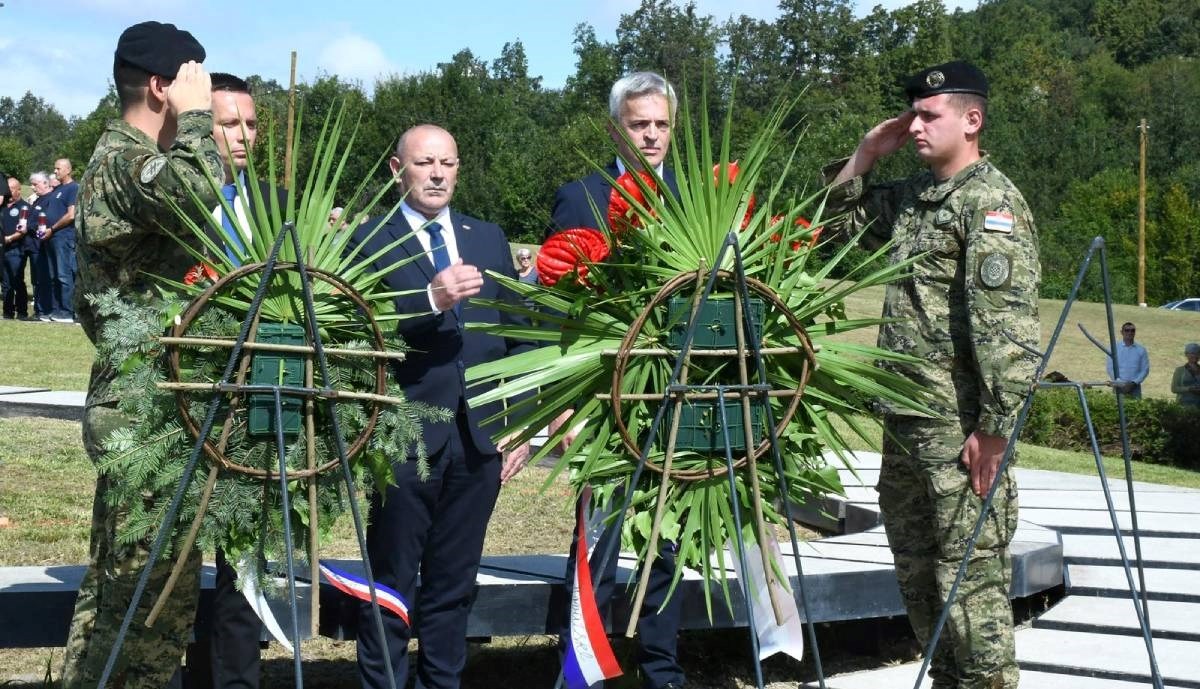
left=210, top=548, right=262, bottom=689
left=1, top=248, right=29, bottom=318
left=559, top=496, right=686, bottom=689
left=357, top=412, right=501, bottom=689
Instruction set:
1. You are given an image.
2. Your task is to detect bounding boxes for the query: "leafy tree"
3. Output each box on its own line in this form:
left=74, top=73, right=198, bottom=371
left=0, top=137, right=32, bottom=181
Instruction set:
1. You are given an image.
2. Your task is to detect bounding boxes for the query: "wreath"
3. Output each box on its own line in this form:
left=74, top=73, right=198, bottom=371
left=466, top=96, right=934, bottom=617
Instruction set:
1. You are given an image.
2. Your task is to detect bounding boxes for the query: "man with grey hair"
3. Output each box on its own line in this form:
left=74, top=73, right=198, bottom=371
left=547, top=71, right=686, bottom=689
left=549, top=70, right=678, bottom=233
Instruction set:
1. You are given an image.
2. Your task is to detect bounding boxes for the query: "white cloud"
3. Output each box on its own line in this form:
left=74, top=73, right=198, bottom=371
left=316, top=33, right=398, bottom=87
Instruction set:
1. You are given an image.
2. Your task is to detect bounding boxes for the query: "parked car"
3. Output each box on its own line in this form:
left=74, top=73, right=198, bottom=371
left=1161, top=298, right=1200, bottom=312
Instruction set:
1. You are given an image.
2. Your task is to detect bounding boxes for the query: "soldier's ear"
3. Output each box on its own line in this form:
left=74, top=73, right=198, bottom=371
left=147, top=74, right=171, bottom=106
left=963, top=107, right=983, bottom=136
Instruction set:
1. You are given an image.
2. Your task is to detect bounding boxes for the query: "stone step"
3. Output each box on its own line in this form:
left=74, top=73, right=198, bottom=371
left=1020, top=489, right=1200, bottom=514
left=1015, top=468, right=1200, bottom=494
left=1035, top=596, right=1200, bottom=642
left=0, top=387, right=85, bottom=421
left=1067, top=565, right=1200, bottom=602
left=802, top=663, right=1190, bottom=688
left=1062, top=534, right=1200, bottom=570
left=1016, top=627, right=1199, bottom=688
left=1021, top=508, right=1200, bottom=537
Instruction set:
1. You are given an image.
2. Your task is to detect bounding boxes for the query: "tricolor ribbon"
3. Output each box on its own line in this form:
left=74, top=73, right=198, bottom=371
left=562, top=487, right=622, bottom=689
left=319, top=561, right=411, bottom=626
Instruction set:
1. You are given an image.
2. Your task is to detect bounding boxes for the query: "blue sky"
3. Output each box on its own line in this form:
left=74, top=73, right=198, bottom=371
left=1, top=0, right=924, bottom=118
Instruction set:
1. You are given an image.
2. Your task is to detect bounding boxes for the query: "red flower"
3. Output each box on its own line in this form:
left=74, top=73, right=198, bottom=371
left=537, top=228, right=611, bottom=287
left=714, top=161, right=756, bottom=230
left=607, top=170, right=657, bottom=235
left=183, top=262, right=219, bottom=286
left=767, top=216, right=822, bottom=253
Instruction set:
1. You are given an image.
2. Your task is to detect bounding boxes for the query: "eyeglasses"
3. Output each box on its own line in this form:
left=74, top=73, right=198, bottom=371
left=518, top=256, right=531, bottom=261
left=1123, top=328, right=1135, bottom=333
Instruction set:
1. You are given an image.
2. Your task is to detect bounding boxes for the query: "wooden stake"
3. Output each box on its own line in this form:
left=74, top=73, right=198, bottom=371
left=284, top=51, right=297, bottom=191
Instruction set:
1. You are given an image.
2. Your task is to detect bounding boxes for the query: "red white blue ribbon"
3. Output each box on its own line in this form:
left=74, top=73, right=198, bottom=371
left=319, top=561, right=411, bottom=626
left=562, top=488, right=622, bottom=689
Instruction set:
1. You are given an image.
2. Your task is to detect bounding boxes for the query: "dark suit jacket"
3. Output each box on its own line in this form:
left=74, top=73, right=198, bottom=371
left=548, top=163, right=680, bottom=238
left=349, top=210, right=534, bottom=457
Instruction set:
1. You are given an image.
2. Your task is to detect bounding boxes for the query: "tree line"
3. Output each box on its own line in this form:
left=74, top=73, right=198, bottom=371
left=2, top=0, right=1198, bottom=304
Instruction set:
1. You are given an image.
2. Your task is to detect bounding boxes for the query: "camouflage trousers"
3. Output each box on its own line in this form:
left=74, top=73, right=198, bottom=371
left=878, top=416, right=1019, bottom=689
left=61, top=403, right=201, bottom=689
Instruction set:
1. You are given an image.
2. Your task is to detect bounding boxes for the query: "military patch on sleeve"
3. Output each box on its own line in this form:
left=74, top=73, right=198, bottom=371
left=983, top=211, right=1014, bottom=233
left=139, top=155, right=168, bottom=184
left=980, top=252, right=1012, bottom=288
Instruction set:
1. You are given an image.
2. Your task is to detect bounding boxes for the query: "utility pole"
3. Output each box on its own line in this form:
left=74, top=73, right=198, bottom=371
left=1137, top=118, right=1148, bottom=307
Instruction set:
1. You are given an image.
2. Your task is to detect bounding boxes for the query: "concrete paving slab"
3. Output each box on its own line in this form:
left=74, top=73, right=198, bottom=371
left=801, top=663, right=1190, bottom=689
left=1036, top=596, right=1200, bottom=641
left=1062, top=534, right=1200, bottom=569
left=1067, top=565, right=1200, bottom=602
left=1020, top=508, right=1200, bottom=537
left=1020, top=490, right=1200, bottom=514
left=0, top=389, right=86, bottom=421
left=1016, top=627, right=1199, bottom=687
left=822, top=450, right=882, bottom=469
left=0, top=386, right=49, bottom=395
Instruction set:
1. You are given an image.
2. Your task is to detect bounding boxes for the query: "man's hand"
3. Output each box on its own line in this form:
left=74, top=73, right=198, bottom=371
left=832, top=111, right=916, bottom=185
left=960, top=430, right=1008, bottom=498
left=165, top=61, right=212, bottom=116
left=547, top=409, right=580, bottom=454
left=430, top=259, right=483, bottom=312
left=499, top=433, right=531, bottom=485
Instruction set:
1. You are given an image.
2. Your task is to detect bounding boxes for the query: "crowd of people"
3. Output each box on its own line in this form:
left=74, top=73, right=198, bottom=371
left=1, top=161, right=79, bottom=322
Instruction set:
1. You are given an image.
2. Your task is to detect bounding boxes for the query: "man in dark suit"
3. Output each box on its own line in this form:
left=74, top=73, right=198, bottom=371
left=204, top=71, right=274, bottom=689
left=549, top=72, right=686, bottom=689
left=350, top=124, right=535, bottom=689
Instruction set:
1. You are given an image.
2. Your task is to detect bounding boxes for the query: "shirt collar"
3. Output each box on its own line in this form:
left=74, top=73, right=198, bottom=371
left=615, top=158, right=665, bottom=178
left=401, top=201, right=452, bottom=232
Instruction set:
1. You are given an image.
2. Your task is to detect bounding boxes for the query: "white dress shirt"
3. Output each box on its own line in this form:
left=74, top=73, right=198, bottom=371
left=400, top=202, right=458, bottom=313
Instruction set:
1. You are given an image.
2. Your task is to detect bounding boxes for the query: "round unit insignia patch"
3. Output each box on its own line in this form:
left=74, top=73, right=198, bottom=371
left=926, top=70, right=945, bottom=88
left=980, top=253, right=1011, bottom=288
left=8, top=208, right=18, bottom=217
left=140, top=156, right=168, bottom=184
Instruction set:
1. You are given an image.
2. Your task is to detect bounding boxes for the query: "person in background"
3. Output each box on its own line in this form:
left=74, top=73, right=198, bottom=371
left=1107, top=321, right=1150, bottom=398
left=2, top=177, right=32, bottom=319
left=515, top=247, right=538, bottom=284
left=1171, top=343, right=1200, bottom=408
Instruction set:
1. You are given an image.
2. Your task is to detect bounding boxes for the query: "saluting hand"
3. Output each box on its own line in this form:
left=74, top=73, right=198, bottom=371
left=859, top=111, right=916, bottom=160
left=430, top=259, right=483, bottom=312
left=165, top=61, right=212, bottom=116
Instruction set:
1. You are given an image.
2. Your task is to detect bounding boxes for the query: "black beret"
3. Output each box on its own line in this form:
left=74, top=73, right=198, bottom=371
left=904, top=61, right=988, bottom=102
left=114, top=21, right=205, bottom=78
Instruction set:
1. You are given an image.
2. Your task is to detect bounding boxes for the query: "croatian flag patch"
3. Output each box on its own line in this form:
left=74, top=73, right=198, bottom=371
left=983, top=211, right=1014, bottom=233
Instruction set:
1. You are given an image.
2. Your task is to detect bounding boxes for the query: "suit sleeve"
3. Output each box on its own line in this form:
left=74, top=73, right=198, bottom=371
left=821, top=158, right=907, bottom=252
left=964, top=194, right=1041, bottom=438
left=549, top=180, right=605, bottom=237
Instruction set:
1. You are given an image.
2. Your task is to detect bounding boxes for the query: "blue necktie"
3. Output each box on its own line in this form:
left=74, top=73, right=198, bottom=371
left=221, top=183, right=245, bottom=266
left=426, top=221, right=451, bottom=273
left=426, top=221, right=460, bottom=316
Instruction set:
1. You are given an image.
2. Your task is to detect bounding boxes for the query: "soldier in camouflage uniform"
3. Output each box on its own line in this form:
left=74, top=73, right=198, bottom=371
left=823, top=61, right=1041, bottom=689
left=62, top=21, right=225, bottom=689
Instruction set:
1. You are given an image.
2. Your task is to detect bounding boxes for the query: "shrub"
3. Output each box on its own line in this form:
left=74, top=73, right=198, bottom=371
left=1021, top=387, right=1200, bottom=468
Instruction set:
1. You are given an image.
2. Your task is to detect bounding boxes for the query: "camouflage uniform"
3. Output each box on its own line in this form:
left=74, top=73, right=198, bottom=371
left=824, top=155, right=1040, bottom=688
left=62, top=110, right=224, bottom=689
